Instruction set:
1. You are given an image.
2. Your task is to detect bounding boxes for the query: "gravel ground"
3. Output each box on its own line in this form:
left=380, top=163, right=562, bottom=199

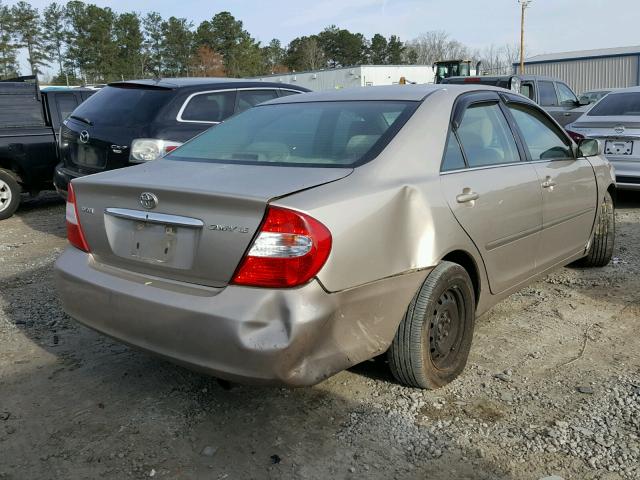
left=0, top=191, right=639, bottom=480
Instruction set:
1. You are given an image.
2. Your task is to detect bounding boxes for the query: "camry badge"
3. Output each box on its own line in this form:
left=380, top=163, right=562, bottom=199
left=139, top=192, right=158, bottom=210
left=79, top=130, right=90, bottom=144
left=614, top=125, right=625, bottom=135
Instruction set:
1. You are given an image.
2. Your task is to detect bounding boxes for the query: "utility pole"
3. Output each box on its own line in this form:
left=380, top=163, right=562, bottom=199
left=518, top=0, right=532, bottom=74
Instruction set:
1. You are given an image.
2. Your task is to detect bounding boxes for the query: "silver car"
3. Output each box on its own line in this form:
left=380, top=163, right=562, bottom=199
left=567, top=86, right=640, bottom=190
left=54, top=85, right=616, bottom=389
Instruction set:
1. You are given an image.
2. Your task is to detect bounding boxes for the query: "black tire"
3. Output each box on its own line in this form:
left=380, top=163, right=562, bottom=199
left=388, top=261, right=475, bottom=389
left=573, top=191, right=615, bottom=268
left=0, top=169, right=21, bottom=221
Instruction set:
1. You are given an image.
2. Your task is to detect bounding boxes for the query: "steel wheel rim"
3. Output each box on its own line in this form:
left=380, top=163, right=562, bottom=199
left=0, top=179, right=11, bottom=213
left=429, top=286, right=466, bottom=369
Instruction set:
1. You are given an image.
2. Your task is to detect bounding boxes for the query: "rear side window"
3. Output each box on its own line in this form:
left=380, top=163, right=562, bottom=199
left=55, top=93, right=79, bottom=121
left=538, top=81, right=558, bottom=106
left=556, top=83, right=577, bottom=106
left=167, top=101, right=416, bottom=167
left=236, top=89, right=279, bottom=114
left=441, top=131, right=466, bottom=171
left=456, top=103, right=520, bottom=167
left=279, top=89, right=301, bottom=97
left=520, top=83, right=534, bottom=100
left=70, top=85, right=172, bottom=127
left=180, top=91, right=236, bottom=123
left=0, top=95, right=44, bottom=127
left=588, top=92, right=640, bottom=116
left=508, top=104, right=572, bottom=160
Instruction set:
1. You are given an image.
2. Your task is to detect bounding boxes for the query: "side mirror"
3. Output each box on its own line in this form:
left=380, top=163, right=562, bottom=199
left=577, top=138, right=603, bottom=157
left=578, top=96, right=591, bottom=106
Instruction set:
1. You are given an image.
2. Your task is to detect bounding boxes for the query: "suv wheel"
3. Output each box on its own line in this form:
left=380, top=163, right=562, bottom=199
left=0, top=169, right=21, bottom=220
left=388, top=261, right=476, bottom=389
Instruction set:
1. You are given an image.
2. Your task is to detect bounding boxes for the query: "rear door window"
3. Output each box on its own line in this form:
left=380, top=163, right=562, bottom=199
left=180, top=90, right=236, bottom=123
left=456, top=103, right=520, bottom=167
left=520, top=83, right=534, bottom=100
left=441, top=131, right=466, bottom=171
left=538, top=81, right=558, bottom=106
left=508, top=103, right=573, bottom=160
left=55, top=93, right=79, bottom=121
left=236, top=89, right=279, bottom=114
left=279, top=89, right=301, bottom=97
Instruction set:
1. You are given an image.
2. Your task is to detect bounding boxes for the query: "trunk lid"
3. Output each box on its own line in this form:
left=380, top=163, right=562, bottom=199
left=72, top=160, right=352, bottom=287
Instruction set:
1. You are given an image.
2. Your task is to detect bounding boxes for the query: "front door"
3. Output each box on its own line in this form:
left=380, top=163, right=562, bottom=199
left=440, top=95, right=543, bottom=294
left=505, top=101, right=598, bottom=270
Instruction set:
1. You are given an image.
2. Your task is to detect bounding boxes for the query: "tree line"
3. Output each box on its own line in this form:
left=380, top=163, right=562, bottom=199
left=0, top=0, right=520, bottom=85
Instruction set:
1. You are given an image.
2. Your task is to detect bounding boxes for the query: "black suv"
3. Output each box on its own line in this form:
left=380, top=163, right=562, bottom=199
left=54, top=78, right=309, bottom=196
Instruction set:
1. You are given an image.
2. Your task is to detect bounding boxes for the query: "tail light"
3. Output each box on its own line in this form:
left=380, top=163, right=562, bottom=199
left=566, top=129, right=585, bottom=143
left=231, top=206, right=332, bottom=288
left=130, top=138, right=183, bottom=163
left=66, top=183, right=90, bottom=252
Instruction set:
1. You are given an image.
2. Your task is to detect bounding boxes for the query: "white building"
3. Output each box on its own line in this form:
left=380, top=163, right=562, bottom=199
left=252, top=65, right=435, bottom=91
left=514, top=46, right=640, bottom=94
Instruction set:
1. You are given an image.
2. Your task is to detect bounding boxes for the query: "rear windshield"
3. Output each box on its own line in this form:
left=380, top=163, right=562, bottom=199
left=588, top=92, right=640, bottom=116
left=68, top=85, right=172, bottom=127
left=167, top=100, right=417, bottom=167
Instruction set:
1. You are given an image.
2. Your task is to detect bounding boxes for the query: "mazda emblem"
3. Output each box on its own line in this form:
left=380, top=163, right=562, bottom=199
left=79, top=130, right=90, bottom=144
left=139, top=192, right=158, bottom=209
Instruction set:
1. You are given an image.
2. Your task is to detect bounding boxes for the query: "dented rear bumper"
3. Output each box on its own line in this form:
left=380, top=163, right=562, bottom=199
left=54, top=247, right=428, bottom=386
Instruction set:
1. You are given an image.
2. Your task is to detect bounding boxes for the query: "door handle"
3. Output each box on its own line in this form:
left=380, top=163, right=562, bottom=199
left=563, top=112, right=572, bottom=117
left=456, top=190, right=480, bottom=203
left=541, top=177, right=557, bottom=189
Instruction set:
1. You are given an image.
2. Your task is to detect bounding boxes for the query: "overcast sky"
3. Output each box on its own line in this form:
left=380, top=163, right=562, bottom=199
left=10, top=0, right=640, bottom=75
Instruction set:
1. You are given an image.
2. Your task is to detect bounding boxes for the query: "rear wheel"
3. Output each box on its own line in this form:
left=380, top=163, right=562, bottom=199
left=0, top=169, right=20, bottom=220
left=388, top=261, right=475, bottom=389
left=573, top=191, right=615, bottom=268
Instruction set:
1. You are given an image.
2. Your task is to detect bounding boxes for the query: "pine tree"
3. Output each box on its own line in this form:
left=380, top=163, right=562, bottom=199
left=0, top=0, right=19, bottom=78
left=42, top=2, right=68, bottom=84
left=11, top=1, right=48, bottom=77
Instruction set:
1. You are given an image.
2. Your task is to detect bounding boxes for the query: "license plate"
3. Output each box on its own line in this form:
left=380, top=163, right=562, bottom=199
left=74, top=144, right=106, bottom=168
left=131, top=222, right=177, bottom=264
left=605, top=140, right=633, bottom=156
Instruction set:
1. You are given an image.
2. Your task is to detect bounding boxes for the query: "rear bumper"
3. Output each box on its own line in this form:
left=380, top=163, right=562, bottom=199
left=608, top=158, right=640, bottom=190
left=53, top=163, right=78, bottom=198
left=54, top=247, right=428, bottom=386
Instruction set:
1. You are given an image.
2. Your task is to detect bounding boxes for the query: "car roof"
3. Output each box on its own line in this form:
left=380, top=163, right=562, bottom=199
left=108, top=77, right=307, bottom=91
left=606, top=86, right=640, bottom=94
left=264, top=84, right=513, bottom=104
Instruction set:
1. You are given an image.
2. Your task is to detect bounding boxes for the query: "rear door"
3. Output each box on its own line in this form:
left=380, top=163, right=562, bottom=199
left=440, top=92, right=543, bottom=294
left=504, top=99, right=597, bottom=270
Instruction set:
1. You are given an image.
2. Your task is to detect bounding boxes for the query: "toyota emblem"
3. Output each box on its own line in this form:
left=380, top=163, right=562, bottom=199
left=614, top=125, right=625, bottom=135
left=139, top=192, right=158, bottom=209
left=79, top=130, right=90, bottom=144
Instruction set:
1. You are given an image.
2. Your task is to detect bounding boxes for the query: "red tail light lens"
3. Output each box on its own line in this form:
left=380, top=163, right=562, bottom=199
left=66, top=183, right=90, bottom=252
left=231, top=206, right=332, bottom=288
left=566, top=129, right=584, bottom=143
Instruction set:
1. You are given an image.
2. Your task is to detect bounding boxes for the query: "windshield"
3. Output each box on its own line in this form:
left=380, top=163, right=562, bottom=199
left=588, top=92, right=640, bottom=116
left=167, top=101, right=417, bottom=167
left=69, top=85, right=172, bottom=127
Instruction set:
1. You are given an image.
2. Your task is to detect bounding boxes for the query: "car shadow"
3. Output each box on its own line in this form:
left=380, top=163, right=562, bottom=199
left=0, top=261, right=519, bottom=480
left=12, top=191, right=66, bottom=238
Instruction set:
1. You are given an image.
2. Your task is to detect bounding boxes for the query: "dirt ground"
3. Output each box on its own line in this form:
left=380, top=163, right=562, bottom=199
left=1, top=191, right=639, bottom=480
